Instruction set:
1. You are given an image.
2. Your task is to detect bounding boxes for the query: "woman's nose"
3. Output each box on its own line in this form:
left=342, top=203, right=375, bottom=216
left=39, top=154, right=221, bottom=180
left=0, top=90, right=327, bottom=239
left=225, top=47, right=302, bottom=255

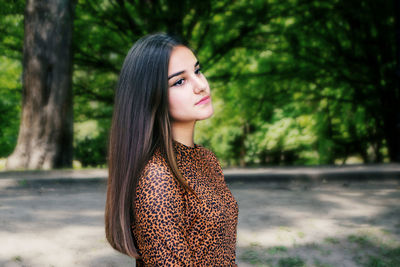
left=193, top=76, right=207, bottom=94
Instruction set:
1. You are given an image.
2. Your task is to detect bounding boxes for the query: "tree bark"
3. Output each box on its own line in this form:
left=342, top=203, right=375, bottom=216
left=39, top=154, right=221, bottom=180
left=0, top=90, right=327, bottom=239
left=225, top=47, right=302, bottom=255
left=6, top=0, right=75, bottom=169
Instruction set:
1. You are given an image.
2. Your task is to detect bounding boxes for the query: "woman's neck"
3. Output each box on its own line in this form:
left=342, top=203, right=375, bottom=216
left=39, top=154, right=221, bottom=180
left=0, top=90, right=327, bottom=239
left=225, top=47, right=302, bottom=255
left=171, top=121, right=196, bottom=147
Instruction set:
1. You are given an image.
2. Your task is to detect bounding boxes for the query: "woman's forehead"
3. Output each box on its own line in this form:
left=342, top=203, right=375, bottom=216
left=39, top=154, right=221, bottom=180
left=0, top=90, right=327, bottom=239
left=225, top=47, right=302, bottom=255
left=168, top=46, right=198, bottom=74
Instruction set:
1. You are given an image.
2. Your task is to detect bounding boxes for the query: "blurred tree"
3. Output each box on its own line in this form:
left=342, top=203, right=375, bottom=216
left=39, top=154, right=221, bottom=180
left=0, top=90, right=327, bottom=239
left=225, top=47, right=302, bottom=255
left=279, top=0, right=399, bottom=163
left=6, top=0, right=76, bottom=169
left=203, top=0, right=398, bottom=165
left=71, top=0, right=274, bottom=166
left=0, top=0, right=24, bottom=157
left=1, top=0, right=397, bottom=167
left=0, top=57, right=21, bottom=157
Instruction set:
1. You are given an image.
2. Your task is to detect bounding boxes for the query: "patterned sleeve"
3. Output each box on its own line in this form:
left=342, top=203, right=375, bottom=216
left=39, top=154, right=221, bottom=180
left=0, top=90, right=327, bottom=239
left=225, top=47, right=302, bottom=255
left=134, top=161, right=193, bottom=266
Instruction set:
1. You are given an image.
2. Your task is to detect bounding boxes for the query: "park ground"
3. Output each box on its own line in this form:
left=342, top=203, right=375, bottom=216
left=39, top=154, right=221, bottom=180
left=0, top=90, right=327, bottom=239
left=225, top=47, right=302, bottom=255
left=0, top=167, right=399, bottom=267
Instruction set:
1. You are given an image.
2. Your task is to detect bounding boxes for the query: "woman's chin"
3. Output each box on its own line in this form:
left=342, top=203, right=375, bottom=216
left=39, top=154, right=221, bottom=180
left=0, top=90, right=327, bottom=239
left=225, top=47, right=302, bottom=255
left=197, top=109, right=214, bottom=121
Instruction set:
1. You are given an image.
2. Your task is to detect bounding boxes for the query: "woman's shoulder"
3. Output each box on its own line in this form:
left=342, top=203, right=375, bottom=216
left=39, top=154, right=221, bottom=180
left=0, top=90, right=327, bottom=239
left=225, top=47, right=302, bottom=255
left=141, top=149, right=171, bottom=180
left=137, top=149, right=184, bottom=201
left=196, top=146, right=225, bottom=177
left=139, top=149, right=182, bottom=190
left=197, top=145, right=219, bottom=163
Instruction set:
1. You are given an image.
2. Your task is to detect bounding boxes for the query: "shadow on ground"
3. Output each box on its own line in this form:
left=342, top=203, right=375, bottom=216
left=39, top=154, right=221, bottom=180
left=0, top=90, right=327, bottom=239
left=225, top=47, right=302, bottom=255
left=0, top=176, right=399, bottom=266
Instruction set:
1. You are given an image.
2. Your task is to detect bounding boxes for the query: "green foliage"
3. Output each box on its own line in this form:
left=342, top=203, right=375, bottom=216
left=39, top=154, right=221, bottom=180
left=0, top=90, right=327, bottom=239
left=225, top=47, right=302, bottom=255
left=346, top=234, right=400, bottom=267
left=313, top=259, right=334, bottom=267
left=74, top=120, right=109, bottom=167
left=0, top=0, right=397, bottom=166
left=0, top=57, right=21, bottom=157
left=12, top=255, right=22, bottom=262
left=348, top=234, right=371, bottom=246
left=0, top=0, right=24, bottom=60
left=239, top=232, right=400, bottom=267
left=324, top=237, right=340, bottom=245
left=239, top=242, right=272, bottom=266
left=0, top=0, right=24, bottom=158
left=278, top=257, right=306, bottom=267
left=267, top=246, right=288, bottom=255
left=200, top=0, right=396, bottom=165
left=366, top=247, right=400, bottom=267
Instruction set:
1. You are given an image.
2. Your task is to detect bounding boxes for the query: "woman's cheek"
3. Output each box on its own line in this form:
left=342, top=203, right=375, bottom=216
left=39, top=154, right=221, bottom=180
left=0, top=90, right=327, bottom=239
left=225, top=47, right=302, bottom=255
left=168, top=91, right=187, bottom=120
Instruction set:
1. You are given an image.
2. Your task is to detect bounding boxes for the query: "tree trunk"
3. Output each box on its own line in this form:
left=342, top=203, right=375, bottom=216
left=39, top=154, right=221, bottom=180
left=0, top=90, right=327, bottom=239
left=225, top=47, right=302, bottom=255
left=6, top=0, right=75, bottom=170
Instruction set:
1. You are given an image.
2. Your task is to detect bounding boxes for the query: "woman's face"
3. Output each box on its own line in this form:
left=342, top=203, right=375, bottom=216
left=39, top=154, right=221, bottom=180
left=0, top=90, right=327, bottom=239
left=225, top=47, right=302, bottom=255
left=167, top=46, right=213, bottom=123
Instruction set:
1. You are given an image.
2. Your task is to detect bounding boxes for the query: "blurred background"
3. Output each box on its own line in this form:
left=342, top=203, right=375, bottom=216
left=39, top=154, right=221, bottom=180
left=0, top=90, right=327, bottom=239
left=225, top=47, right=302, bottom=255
left=1, top=0, right=399, bottom=170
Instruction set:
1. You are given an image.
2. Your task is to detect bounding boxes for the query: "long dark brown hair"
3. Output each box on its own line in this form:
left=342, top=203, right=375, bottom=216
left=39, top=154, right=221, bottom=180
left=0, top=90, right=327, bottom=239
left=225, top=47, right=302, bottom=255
left=105, top=33, right=196, bottom=258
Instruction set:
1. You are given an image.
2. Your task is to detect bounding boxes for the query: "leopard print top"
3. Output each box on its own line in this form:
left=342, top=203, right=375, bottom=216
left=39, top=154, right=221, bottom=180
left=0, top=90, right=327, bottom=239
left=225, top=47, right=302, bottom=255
left=132, top=141, right=239, bottom=266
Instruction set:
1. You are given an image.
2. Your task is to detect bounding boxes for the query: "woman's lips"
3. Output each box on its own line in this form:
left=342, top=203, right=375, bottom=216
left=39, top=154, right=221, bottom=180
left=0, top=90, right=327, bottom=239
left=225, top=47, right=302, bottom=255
left=195, top=95, right=211, bottom=105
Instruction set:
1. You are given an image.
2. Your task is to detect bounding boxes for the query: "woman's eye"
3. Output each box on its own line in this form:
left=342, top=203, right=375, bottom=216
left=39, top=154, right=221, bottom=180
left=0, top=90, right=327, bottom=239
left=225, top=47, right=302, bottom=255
left=195, top=68, right=202, bottom=75
left=173, top=78, right=185, bottom=87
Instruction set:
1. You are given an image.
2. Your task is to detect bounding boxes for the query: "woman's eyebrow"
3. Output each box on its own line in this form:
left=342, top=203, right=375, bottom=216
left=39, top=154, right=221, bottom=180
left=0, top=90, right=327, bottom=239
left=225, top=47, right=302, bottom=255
left=168, top=71, right=184, bottom=80
left=168, top=61, right=200, bottom=80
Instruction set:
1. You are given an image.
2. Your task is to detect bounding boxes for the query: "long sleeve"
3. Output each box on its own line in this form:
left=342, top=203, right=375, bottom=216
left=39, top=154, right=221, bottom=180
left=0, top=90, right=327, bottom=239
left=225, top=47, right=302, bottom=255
left=133, top=160, right=193, bottom=266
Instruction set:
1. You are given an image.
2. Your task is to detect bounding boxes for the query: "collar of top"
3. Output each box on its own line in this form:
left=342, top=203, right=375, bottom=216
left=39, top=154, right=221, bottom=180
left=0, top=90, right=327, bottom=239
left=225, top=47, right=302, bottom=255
left=173, top=140, right=202, bottom=161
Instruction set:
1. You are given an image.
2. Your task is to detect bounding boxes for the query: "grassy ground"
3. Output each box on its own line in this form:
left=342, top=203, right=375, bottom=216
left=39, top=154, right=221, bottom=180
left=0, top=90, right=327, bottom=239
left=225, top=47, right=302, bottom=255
left=233, top=180, right=400, bottom=267
left=239, top=232, right=400, bottom=267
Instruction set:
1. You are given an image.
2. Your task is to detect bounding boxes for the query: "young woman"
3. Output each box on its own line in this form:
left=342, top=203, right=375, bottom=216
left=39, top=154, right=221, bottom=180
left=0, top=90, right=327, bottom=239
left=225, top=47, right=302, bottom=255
left=105, top=33, right=239, bottom=266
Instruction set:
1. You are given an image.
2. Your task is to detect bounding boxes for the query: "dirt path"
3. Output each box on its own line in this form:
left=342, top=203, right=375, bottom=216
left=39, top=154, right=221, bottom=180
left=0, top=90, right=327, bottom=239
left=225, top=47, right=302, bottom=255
left=0, top=179, right=399, bottom=266
left=234, top=181, right=400, bottom=266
